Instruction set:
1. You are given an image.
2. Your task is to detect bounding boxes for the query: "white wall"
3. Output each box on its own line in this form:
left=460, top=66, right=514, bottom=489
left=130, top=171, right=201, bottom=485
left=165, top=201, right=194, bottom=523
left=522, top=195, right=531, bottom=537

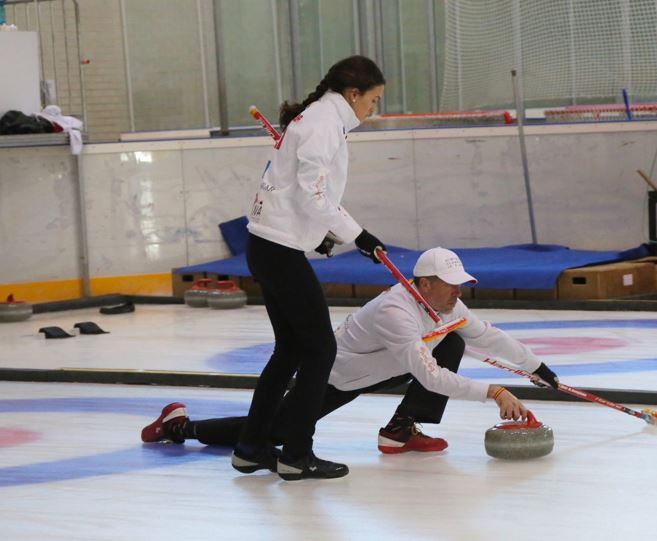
left=0, top=32, right=41, bottom=117
left=1, top=122, right=655, bottom=285
left=0, top=145, right=81, bottom=282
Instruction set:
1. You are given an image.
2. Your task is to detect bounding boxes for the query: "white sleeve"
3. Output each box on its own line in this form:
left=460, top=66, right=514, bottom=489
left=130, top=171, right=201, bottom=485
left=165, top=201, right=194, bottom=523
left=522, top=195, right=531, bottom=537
left=295, top=124, right=362, bottom=243
left=454, top=301, right=542, bottom=372
left=373, top=303, right=489, bottom=402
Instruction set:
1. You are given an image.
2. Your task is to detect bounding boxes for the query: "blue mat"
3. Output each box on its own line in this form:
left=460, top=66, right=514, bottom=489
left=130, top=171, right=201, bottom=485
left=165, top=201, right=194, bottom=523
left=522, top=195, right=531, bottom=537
left=175, top=242, right=650, bottom=290
left=217, top=216, right=248, bottom=256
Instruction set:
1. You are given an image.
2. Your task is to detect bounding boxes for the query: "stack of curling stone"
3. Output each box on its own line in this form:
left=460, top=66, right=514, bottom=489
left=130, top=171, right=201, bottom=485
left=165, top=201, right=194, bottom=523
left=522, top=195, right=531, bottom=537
left=0, top=294, right=33, bottom=322
left=184, top=279, right=215, bottom=308
left=207, top=280, right=247, bottom=309
left=485, top=411, right=554, bottom=460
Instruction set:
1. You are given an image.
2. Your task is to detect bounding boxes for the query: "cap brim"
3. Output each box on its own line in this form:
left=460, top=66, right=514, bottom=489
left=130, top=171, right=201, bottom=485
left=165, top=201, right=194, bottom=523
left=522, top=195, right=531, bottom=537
left=438, top=270, right=478, bottom=286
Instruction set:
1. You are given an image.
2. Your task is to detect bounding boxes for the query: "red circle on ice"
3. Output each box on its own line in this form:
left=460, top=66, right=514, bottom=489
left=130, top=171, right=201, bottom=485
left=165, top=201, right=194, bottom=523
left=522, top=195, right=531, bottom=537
left=0, top=428, right=40, bottom=448
left=519, top=336, right=627, bottom=356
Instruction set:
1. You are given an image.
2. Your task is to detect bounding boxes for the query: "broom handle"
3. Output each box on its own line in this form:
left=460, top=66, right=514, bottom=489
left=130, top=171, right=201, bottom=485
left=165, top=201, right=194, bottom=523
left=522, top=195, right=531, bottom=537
left=375, top=248, right=442, bottom=324
left=249, top=105, right=281, bottom=142
left=637, top=169, right=657, bottom=191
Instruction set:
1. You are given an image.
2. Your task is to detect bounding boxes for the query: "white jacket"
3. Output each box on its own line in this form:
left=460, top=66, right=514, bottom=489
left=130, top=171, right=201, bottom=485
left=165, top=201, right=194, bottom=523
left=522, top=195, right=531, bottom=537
left=247, top=91, right=363, bottom=252
left=330, top=283, right=543, bottom=402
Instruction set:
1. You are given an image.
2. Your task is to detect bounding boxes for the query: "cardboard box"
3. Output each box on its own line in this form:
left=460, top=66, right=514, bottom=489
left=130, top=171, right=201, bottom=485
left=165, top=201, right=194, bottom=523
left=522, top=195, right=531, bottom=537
left=237, top=276, right=261, bottom=296
left=634, top=257, right=657, bottom=286
left=353, top=284, right=391, bottom=300
left=172, top=271, right=199, bottom=298
left=514, top=288, right=558, bottom=301
left=323, top=283, right=354, bottom=298
left=558, top=262, right=656, bottom=300
left=473, top=288, right=515, bottom=300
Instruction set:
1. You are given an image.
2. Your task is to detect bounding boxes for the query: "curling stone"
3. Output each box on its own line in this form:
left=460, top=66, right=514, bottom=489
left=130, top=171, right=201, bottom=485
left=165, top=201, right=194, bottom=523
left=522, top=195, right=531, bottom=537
left=39, top=326, right=74, bottom=339
left=485, top=411, right=554, bottom=460
left=184, top=279, right=214, bottom=308
left=207, top=280, right=247, bottom=309
left=0, top=294, right=33, bottom=323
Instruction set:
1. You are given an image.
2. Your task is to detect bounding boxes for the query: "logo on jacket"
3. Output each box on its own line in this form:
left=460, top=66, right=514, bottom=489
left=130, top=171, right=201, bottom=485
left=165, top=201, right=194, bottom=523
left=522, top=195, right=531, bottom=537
left=261, top=160, right=271, bottom=178
left=250, top=194, right=263, bottom=220
left=313, top=175, right=326, bottom=200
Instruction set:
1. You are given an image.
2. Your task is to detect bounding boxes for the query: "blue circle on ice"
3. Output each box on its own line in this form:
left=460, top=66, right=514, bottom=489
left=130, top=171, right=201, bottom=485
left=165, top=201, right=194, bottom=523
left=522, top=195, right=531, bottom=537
left=207, top=319, right=657, bottom=377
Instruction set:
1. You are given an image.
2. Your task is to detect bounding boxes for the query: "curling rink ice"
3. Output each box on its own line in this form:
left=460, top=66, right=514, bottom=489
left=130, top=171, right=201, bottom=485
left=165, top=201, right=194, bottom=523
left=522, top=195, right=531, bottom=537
left=1, top=304, right=657, bottom=540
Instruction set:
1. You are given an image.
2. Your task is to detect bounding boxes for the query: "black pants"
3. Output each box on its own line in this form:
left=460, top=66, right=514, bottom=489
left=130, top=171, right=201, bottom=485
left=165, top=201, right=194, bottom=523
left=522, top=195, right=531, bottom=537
left=237, top=234, right=337, bottom=458
left=195, top=332, right=465, bottom=447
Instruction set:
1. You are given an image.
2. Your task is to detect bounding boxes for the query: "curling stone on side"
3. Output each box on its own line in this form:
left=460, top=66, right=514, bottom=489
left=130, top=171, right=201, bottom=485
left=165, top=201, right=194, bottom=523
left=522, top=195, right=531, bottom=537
left=485, top=411, right=554, bottom=460
left=184, top=279, right=214, bottom=308
left=0, top=294, right=33, bottom=323
left=207, top=280, right=247, bottom=309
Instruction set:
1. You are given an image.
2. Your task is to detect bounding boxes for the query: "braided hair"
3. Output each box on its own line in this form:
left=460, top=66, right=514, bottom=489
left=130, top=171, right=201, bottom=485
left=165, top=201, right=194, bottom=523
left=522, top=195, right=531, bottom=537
left=279, top=55, right=385, bottom=130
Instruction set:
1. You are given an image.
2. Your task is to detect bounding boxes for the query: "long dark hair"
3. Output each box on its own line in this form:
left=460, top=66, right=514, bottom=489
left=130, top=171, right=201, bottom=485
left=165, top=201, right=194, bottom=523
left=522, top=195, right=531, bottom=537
left=279, top=55, right=385, bottom=130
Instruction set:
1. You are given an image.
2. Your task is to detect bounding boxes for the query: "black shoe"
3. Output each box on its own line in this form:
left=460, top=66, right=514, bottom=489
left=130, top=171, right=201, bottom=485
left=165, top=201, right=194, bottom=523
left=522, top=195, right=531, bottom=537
left=231, top=445, right=281, bottom=474
left=38, top=326, right=74, bottom=339
left=277, top=451, right=349, bottom=481
left=74, top=321, right=109, bottom=335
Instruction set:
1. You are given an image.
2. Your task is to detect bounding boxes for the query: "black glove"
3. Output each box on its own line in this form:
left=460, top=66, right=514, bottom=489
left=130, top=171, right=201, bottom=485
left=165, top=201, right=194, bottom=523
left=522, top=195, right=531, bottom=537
left=315, top=235, right=335, bottom=257
left=531, top=362, right=559, bottom=390
left=355, top=229, right=386, bottom=264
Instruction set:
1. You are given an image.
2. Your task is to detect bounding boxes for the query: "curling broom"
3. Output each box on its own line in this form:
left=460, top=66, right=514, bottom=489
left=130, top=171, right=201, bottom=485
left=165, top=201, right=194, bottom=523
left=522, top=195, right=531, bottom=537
left=467, top=350, right=657, bottom=426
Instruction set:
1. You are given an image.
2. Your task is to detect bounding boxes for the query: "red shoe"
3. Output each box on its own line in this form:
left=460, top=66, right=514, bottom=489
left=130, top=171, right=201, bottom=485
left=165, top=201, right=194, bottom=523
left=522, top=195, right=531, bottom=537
left=378, top=424, right=448, bottom=454
left=141, top=402, right=188, bottom=443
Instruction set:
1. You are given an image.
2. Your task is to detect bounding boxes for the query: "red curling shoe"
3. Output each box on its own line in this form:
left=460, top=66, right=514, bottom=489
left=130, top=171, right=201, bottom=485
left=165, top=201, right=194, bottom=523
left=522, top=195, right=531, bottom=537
left=378, top=423, right=448, bottom=454
left=141, top=402, right=188, bottom=444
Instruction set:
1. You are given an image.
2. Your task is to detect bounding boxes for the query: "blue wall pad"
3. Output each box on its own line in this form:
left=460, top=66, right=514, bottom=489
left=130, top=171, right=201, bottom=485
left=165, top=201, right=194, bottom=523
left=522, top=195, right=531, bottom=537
left=175, top=242, right=650, bottom=290
left=218, top=216, right=249, bottom=256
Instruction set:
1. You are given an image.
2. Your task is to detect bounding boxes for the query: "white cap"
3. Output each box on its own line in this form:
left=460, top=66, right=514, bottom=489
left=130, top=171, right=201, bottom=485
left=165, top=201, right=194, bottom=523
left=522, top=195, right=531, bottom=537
left=413, top=247, right=477, bottom=285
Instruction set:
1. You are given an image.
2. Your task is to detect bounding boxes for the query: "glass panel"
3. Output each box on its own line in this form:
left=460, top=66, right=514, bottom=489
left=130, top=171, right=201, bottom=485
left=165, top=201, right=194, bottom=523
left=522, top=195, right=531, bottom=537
left=298, top=0, right=356, bottom=99
left=124, top=0, right=206, bottom=131
left=400, top=0, right=432, bottom=113
left=434, top=0, right=446, bottom=111
left=298, top=0, right=322, bottom=98
left=220, top=0, right=288, bottom=127
left=380, top=1, right=403, bottom=113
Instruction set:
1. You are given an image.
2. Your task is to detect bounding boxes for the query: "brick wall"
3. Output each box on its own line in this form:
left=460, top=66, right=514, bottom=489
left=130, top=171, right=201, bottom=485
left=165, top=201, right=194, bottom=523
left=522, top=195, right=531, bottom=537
left=6, top=0, right=131, bottom=141
left=77, top=0, right=131, bottom=141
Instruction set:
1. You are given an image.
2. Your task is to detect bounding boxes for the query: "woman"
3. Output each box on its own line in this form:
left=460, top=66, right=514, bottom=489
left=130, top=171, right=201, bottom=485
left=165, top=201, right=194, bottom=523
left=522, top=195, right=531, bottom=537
left=232, top=55, right=387, bottom=481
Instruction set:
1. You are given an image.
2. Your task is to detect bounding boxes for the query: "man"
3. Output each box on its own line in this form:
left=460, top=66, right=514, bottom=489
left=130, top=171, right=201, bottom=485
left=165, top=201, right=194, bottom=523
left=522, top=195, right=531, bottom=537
left=141, top=247, right=558, bottom=472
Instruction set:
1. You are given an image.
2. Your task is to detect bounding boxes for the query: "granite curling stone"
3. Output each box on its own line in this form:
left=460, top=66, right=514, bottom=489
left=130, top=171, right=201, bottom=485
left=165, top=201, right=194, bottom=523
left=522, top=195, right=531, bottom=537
left=485, top=411, right=554, bottom=460
left=184, top=279, right=214, bottom=308
left=0, top=294, right=33, bottom=322
left=207, top=280, right=247, bottom=309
